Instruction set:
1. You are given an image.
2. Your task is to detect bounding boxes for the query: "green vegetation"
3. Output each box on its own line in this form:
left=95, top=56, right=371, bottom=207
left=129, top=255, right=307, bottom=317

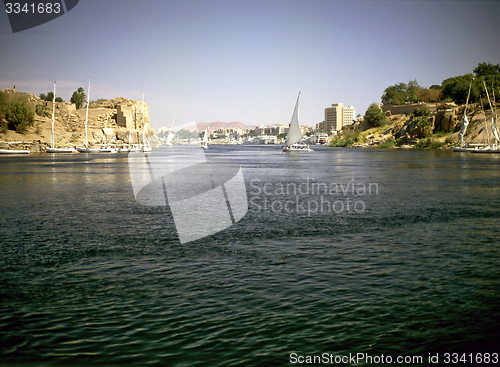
left=328, top=126, right=362, bottom=147
left=441, top=73, right=479, bottom=105
left=413, top=116, right=433, bottom=137
left=440, top=62, right=500, bottom=105
left=0, top=90, right=28, bottom=107
left=413, top=106, right=430, bottom=117
left=91, top=98, right=109, bottom=104
left=433, top=130, right=453, bottom=138
left=414, top=137, right=445, bottom=150
left=39, top=91, right=54, bottom=101
left=39, top=91, right=63, bottom=102
left=329, top=138, right=355, bottom=147
left=70, top=87, right=87, bottom=109
left=376, top=141, right=395, bottom=148
left=2, top=102, right=35, bottom=133
left=381, top=80, right=441, bottom=105
left=35, top=104, right=51, bottom=117
left=380, top=62, right=500, bottom=108
left=364, top=103, right=388, bottom=127
left=176, top=129, right=200, bottom=140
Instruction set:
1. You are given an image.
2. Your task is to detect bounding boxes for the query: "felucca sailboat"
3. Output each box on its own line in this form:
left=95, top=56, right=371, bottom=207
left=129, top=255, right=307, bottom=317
left=46, top=81, right=79, bottom=153
left=452, top=78, right=474, bottom=152
left=200, top=128, right=209, bottom=149
left=473, top=78, right=500, bottom=153
left=76, top=79, right=117, bottom=153
left=283, top=91, right=312, bottom=152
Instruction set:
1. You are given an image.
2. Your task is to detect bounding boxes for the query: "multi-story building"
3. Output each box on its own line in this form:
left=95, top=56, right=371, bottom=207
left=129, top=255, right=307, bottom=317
left=324, top=103, right=343, bottom=133
left=343, top=105, right=356, bottom=127
left=315, top=121, right=325, bottom=133
left=324, top=103, right=355, bottom=133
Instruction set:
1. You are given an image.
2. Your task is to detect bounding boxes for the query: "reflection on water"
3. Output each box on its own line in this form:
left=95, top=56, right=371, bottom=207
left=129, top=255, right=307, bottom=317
left=1, top=147, right=499, bottom=366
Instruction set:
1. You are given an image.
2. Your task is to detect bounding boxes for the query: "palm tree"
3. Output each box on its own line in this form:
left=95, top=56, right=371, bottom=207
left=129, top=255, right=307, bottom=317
left=70, top=87, right=87, bottom=109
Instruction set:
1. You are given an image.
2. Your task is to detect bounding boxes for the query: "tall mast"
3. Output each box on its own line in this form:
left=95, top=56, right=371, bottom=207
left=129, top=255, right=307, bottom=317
left=103, top=114, right=109, bottom=145
left=492, top=82, right=498, bottom=126
left=129, top=109, right=132, bottom=146
left=464, top=77, right=473, bottom=118
left=142, top=92, right=145, bottom=146
left=483, top=77, right=494, bottom=114
left=490, top=81, right=500, bottom=144
left=479, top=91, right=490, bottom=147
left=84, top=78, right=90, bottom=148
left=51, top=81, right=56, bottom=149
left=458, top=78, right=473, bottom=147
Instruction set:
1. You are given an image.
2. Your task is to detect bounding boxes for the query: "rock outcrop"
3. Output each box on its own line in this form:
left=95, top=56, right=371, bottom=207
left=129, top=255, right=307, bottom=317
left=0, top=89, right=156, bottom=150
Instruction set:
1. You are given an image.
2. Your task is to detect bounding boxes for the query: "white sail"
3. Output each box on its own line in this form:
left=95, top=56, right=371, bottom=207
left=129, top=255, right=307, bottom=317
left=491, top=117, right=500, bottom=143
left=166, top=132, right=175, bottom=145
left=286, top=92, right=303, bottom=146
left=166, top=118, right=176, bottom=146
left=458, top=115, right=469, bottom=146
left=200, top=128, right=209, bottom=149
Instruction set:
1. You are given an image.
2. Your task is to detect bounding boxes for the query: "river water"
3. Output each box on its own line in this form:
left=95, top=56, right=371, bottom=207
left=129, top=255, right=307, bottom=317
left=1, top=145, right=499, bottom=366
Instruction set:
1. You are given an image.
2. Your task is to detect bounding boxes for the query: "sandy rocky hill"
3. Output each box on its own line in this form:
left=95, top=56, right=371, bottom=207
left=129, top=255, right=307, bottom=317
left=0, top=88, right=157, bottom=152
left=350, top=102, right=498, bottom=148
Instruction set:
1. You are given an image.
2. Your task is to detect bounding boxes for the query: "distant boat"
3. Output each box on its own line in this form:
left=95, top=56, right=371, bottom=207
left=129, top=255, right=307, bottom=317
left=454, top=78, right=473, bottom=152
left=283, top=91, right=312, bottom=152
left=165, top=118, right=176, bottom=146
left=471, top=147, right=500, bottom=154
left=200, top=128, right=209, bottom=149
left=76, top=79, right=91, bottom=153
left=165, top=131, right=176, bottom=146
left=46, top=81, right=79, bottom=153
left=98, top=113, right=117, bottom=153
left=452, top=146, right=476, bottom=152
left=125, top=109, right=141, bottom=152
left=0, top=149, right=30, bottom=155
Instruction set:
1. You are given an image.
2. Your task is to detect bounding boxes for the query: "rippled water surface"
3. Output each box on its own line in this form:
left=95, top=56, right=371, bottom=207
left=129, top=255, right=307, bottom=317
left=1, top=146, right=499, bottom=366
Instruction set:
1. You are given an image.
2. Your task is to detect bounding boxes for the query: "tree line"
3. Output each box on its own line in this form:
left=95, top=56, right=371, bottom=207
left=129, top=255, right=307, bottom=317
left=381, top=62, right=500, bottom=106
left=39, top=87, right=105, bottom=110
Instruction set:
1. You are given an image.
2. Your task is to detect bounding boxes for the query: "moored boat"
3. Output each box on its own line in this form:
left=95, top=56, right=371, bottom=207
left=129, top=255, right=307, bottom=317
left=46, top=82, right=79, bottom=154
left=0, top=149, right=30, bottom=154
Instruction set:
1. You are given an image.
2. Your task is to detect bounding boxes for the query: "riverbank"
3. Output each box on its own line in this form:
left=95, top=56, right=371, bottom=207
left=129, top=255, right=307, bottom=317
left=329, top=102, right=496, bottom=150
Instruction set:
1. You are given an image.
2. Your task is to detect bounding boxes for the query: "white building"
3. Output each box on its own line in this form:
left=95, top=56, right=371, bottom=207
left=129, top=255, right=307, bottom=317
left=324, top=103, right=356, bottom=133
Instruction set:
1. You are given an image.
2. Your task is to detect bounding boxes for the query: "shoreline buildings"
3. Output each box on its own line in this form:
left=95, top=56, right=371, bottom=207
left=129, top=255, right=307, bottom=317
left=321, top=103, right=355, bottom=133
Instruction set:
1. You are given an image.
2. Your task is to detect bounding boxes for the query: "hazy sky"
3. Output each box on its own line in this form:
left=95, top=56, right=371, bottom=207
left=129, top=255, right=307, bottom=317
left=1, top=0, right=499, bottom=130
